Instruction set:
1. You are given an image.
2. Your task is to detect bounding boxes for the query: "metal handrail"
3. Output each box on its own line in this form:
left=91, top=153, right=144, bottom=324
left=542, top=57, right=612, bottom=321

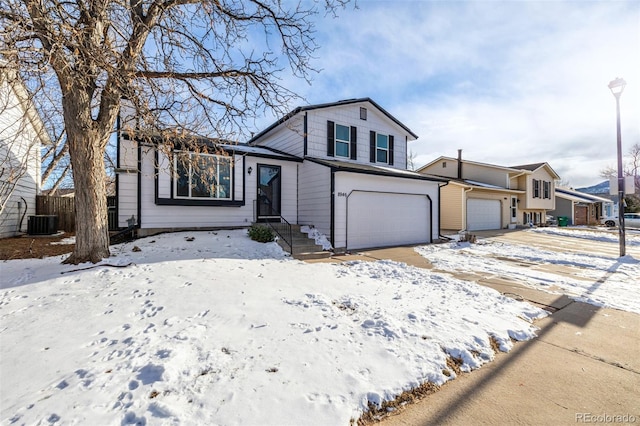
left=253, top=199, right=293, bottom=254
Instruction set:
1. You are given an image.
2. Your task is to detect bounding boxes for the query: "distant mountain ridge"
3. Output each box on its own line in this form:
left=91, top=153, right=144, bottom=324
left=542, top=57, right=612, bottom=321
left=576, top=180, right=609, bottom=195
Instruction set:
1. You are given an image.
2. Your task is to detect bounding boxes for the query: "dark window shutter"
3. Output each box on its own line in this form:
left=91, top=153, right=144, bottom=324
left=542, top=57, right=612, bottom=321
left=327, top=121, right=335, bottom=157
left=369, top=131, right=376, bottom=163
left=350, top=126, right=357, bottom=160
left=389, top=135, right=394, bottom=165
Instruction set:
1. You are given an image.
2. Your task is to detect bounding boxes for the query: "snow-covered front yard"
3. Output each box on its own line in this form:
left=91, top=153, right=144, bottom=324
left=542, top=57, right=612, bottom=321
left=0, top=227, right=636, bottom=425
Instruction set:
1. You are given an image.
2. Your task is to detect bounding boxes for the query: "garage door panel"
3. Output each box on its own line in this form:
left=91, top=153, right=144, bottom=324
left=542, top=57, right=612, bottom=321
left=467, top=199, right=500, bottom=231
left=347, top=192, right=430, bottom=250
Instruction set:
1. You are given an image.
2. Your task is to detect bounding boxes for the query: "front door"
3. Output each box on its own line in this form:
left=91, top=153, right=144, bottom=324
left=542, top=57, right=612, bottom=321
left=257, top=164, right=281, bottom=221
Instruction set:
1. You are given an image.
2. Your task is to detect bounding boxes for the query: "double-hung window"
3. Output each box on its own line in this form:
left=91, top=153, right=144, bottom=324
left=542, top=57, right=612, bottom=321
left=369, top=131, right=394, bottom=164
left=175, top=151, right=232, bottom=199
left=533, top=179, right=540, bottom=198
left=335, top=124, right=351, bottom=158
left=376, top=133, right=389, bottom=163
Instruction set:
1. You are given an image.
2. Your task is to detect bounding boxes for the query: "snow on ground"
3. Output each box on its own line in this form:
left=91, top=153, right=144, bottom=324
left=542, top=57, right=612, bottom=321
left=530, top=226, right=640, bottom=245
left=0, top=230, right=545, bottom=425
left=300, top=225, right=333, bottom=250
left=417, top=227, right=640, bottom=314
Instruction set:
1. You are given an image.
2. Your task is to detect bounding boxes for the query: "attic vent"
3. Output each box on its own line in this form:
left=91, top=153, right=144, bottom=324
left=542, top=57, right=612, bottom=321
left=360, top=107, right=367, bottom=120
left=442, top=161, right=447, bottom=168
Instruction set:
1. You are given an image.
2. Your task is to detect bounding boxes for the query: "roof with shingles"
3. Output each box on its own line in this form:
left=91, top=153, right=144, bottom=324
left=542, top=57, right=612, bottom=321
left=306, top=157, right=448, bottom=182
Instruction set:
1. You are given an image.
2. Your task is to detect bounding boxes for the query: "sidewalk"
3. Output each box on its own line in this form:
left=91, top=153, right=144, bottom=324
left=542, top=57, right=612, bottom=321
left=306, top=232, right=640, bottom=425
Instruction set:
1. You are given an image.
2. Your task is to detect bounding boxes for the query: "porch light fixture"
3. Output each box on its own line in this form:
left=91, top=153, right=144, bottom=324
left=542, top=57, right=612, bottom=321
left=608, top=77, right=626, bottom=257
left=247, top=166, right=253, bottom=175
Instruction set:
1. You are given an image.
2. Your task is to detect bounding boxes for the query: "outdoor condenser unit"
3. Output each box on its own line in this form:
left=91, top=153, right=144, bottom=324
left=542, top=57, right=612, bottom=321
left=27, top=215, right=58, bottom=235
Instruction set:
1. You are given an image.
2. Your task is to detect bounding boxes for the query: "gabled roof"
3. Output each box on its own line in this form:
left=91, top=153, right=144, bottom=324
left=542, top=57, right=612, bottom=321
left=248, top=98, right=418, bottom=144
left=556, top=187, right=613, bottom=204
left=418, top=156, right=560, bottom=179
left=510, top=162, right=560, bottom=179
left=125, top=133, right=302, bottom=162
left=306, top=157, right=448, bottom=183
left=418, top=156, right=523, bottom=175
left=430, top=175, right=525, bottom=193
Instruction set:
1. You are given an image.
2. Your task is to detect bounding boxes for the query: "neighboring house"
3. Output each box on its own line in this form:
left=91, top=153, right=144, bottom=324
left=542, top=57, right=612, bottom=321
left=0, top=66, right=49, bottom=238
left=417, top=151, right=559, bottom=231
left=549, top=187, right=613, bottom=225
left=116, top=98, right=448, bottom=251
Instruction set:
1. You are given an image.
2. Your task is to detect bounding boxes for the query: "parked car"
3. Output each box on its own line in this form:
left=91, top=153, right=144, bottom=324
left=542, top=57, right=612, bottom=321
left=601, top=213, right=640, bottom=229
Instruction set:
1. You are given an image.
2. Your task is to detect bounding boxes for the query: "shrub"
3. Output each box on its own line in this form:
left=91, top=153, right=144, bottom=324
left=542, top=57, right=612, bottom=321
left=248, top=225, right=275, bottom=243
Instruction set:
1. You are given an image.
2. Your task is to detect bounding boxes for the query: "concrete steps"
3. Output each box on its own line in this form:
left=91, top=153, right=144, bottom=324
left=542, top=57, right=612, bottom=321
left=275, top=224, right=332, bottom=260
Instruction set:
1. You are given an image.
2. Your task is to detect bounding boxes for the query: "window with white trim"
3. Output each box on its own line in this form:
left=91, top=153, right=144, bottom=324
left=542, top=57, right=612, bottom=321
left=533, top=179, right=540, bottom=198
left=376, top=133, right=389, bottom=163
left=175, top=151, right=232, bottom=199
left=335, top=123, right=350, bottom=158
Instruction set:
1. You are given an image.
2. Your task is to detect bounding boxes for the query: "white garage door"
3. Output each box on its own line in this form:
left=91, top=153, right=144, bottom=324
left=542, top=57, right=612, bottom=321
left=467, top=199, right=501, bottom=231
left=347, top=192, right=430, bottom=250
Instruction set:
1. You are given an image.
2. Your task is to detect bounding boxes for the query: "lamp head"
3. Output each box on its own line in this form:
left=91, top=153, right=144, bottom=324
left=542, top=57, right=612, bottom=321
left=608, top=77, right=626, bottom=98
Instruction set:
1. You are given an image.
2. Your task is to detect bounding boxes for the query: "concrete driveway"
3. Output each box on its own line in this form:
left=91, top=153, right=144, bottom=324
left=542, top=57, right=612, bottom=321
left=307, top=228, right=640, bottom=425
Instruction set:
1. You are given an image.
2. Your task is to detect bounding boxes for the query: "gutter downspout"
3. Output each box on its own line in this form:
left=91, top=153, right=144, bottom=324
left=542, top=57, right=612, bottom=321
left=438, top=181, right=449, bottom=241
left=463, top=186, right=473, bottom=232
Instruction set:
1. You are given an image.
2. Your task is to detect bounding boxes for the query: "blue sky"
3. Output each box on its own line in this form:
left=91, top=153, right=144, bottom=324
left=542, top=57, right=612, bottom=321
left=254, top=0, right=640, bottom=188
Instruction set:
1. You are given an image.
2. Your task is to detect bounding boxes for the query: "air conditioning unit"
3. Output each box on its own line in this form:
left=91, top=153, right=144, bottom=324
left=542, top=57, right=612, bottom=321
left=27, top=215, right=58, bottom=235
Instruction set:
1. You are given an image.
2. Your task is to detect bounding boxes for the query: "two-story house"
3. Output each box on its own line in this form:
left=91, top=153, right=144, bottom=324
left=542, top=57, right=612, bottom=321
left=417, top=151, right=559, bottom=232
left=115, top=98, right=447, bottom=251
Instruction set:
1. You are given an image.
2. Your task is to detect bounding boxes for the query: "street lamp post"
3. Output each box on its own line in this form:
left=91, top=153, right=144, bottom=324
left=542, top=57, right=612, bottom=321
left=608, top=77, right=626, bottom=257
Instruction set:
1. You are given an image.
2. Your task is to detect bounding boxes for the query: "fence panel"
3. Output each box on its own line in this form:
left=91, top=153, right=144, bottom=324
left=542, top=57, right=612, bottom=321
left=36, top=196, right=75, bottom=232
left=36, top=196, right=119, bottom=232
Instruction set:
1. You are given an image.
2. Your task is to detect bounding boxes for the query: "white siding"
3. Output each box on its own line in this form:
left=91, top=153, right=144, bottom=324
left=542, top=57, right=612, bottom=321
left=306, top=103, right=410, bottom=170
left=0, top=77, right=42, bottom=238
left=333, top=173, right=440, bottom=250
left=116, top=136, right=139, bottom=227
left=117, top=172, right=138, bottom=227
left=252, top=116, right=304, bottom=157
left=298, top=160, right=331, bottom=236
left=133, top=147, right=297, bottom=232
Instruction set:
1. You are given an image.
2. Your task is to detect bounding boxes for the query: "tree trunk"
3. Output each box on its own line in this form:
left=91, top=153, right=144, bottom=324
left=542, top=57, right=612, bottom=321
left=63, top=131, right=111, bottom=264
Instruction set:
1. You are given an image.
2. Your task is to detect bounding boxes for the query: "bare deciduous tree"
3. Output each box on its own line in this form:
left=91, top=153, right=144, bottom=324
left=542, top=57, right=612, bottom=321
left=406, top=149, right=417, bottom=171
left=600, top=142, right=640, bottom=212
left=1, top=0, right=350, bottom=264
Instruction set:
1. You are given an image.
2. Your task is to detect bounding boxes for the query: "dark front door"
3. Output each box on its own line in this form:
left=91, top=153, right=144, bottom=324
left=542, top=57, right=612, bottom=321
left=257, top=164, right=281, bottom=221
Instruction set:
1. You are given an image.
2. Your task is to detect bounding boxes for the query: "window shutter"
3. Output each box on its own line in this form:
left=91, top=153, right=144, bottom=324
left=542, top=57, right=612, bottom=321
left=327, top=121, right=335, bottom=157
left=350, top=126, right=357, bottom=160
left=389, top=135, right=394, bottom=165
left=369, top=131, right=376, bottom=163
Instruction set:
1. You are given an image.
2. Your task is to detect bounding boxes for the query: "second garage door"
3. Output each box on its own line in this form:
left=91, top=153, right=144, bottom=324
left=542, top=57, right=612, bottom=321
left=347, top=191, right=430, bottom=250
left=467, top=199, right=501, bottom=231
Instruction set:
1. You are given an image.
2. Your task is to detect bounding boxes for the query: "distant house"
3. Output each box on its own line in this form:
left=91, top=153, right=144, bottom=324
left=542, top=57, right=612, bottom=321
left=549, top=187, right=614, bottom=225
left=417, top=151, right=559, bottom=231
left=0, top=66, right=50, bottom=238
left=116, top=98, right=447, bottom=252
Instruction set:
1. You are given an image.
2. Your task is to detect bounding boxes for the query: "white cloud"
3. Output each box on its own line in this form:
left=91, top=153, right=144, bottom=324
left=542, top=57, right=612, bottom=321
left=279, top=0, right=640, bottom=188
